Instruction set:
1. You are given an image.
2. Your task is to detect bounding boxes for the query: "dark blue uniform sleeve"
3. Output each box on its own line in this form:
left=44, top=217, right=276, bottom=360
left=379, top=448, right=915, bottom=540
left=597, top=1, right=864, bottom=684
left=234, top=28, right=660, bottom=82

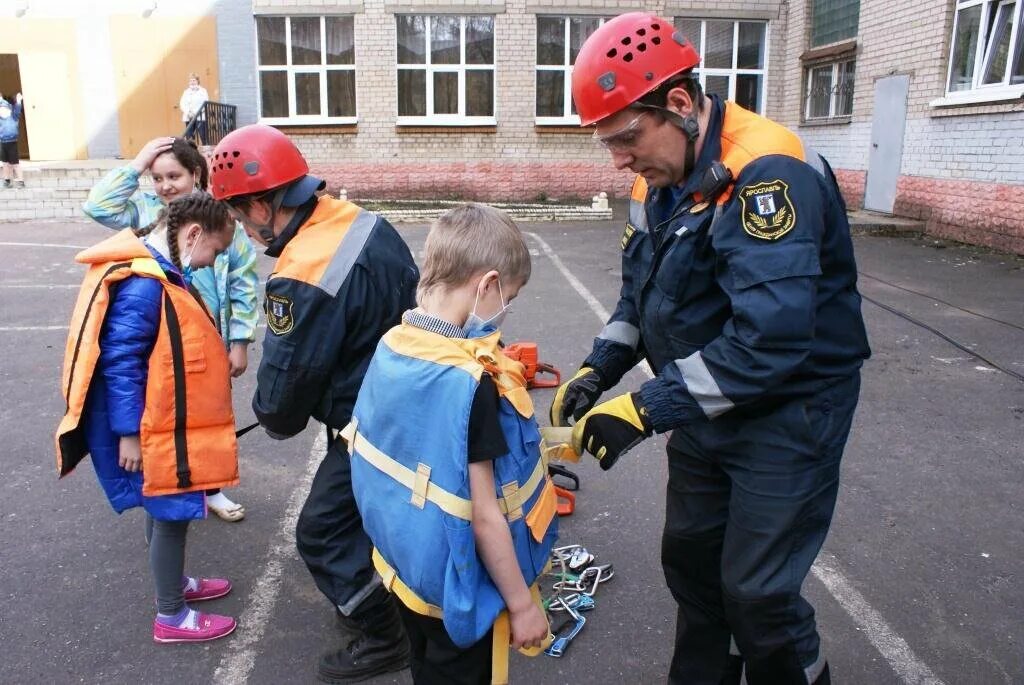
left=253, top=276, right=350, bottom=438
left=638, top=156, right=825, bottom=432
left=100, top=277, right=162, bottom=436
left=584, top=232, right=645, bottom=387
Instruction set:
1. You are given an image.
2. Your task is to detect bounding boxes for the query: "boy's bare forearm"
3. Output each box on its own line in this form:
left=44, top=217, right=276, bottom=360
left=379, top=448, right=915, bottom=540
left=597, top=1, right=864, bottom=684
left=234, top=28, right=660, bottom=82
left=469, top=461, right=533, bottom=612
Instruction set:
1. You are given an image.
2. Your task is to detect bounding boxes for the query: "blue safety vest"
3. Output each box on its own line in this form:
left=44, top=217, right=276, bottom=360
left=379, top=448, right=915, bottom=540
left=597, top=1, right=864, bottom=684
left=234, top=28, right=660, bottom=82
left=346, top=323, right=558, bottom=648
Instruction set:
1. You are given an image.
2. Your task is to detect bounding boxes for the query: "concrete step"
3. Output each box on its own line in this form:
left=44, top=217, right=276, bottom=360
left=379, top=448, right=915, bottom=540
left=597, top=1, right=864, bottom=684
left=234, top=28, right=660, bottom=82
left=848, top=209, right=925, bottom=235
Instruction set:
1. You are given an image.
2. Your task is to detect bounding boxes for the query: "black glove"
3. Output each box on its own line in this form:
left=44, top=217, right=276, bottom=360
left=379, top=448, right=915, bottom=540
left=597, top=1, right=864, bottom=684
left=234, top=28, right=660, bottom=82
left=549, top=367, right=605, bottom=427
left=571, top=393, right=652, bottom=471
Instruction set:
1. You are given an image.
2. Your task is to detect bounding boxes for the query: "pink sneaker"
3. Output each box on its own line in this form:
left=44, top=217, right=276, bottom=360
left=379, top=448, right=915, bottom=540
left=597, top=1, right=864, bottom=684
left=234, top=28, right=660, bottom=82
left=153, top=611, right=236, bottom=643
left=183, top=577, right=232, bottom=602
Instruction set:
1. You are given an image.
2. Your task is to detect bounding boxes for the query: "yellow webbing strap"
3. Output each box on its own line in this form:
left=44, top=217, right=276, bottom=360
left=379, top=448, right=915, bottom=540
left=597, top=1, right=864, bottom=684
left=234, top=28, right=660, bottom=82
left=343, top=422, right=472, bottom=520
left=343, top=421, right=548, bottom=524
left=372, top=548, right=444, bottom=619
left=374, top=548, right=550, bottom=685
left=496, top=459, right=545, bottom=518
left=491, top=584, right=553, bottom=685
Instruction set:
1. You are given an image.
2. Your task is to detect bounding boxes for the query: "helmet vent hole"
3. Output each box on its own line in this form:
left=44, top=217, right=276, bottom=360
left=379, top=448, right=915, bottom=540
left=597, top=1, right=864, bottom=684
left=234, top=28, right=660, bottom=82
left=621, top=36, right=631, bottom=46
left=227, top=162, right=234, bottom=169
left=637, top=28, right=647, bottom=36
left=606, top=48, right=617, bottom=58
left=637, top=43, right=647, bottom=52
left=623, top=52, right=634, bottom=62
left=652, top=23, right=661, bottom=30
left=232, top=151, right=240, bottom=158
left=652, top=36, right=662, bottom=45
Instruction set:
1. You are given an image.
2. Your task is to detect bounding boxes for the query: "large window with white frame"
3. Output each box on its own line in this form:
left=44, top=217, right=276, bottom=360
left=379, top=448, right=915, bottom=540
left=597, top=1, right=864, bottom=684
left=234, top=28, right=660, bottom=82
left=805, top=60, right=856, bottom=120
left=673, top=18, right=768, bottom=115
left=946, top=0, right=1024, bottom=96
left=535, top=15, right=609, bottom=124
left=396, top=15, right=496, bottom=125
left=256, top=15, right=356, bottom=124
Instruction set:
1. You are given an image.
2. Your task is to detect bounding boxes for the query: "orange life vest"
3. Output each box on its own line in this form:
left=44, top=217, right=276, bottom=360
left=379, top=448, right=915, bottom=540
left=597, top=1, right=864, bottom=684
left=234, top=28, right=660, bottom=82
left=55, top=229, right=239, bottom=497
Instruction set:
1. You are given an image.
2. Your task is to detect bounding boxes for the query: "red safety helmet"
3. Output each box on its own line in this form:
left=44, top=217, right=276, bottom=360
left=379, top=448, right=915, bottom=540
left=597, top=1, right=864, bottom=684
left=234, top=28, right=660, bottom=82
left=210, top=124, right=308, bottom=201
left=572, top=13, right=701, bottom=126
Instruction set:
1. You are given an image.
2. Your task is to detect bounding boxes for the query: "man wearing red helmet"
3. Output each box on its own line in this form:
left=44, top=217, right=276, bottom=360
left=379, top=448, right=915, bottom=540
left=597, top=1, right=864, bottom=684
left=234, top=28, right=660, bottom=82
left=211, top=125, right=418, bottom=682
left=550, top=13, right=870, bottom=685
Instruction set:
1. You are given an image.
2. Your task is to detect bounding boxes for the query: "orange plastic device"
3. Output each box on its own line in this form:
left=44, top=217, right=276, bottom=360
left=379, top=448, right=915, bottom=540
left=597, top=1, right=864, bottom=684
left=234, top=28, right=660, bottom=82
left=502, top=342, right=562, bottom=389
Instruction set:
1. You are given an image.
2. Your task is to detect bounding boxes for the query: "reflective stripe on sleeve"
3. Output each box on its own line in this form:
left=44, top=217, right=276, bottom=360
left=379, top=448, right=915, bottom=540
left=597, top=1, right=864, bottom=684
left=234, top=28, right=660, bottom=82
left=673, top=351, right=735, bottom=418
left=598, top=321, right=640, bottom=349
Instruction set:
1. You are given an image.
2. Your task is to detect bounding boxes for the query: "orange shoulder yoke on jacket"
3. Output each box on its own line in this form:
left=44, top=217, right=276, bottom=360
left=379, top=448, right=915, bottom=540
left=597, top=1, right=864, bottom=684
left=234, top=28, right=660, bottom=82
left=719, top=102, right=806, bottom=178
left=273, top=195, right=363, bottom=287
left=75, top=229, right=153, bottom=265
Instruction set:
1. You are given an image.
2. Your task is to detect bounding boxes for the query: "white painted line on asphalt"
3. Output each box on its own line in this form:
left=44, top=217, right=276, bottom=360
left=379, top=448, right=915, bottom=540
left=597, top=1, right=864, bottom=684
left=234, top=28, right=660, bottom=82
left=526, top=230, right=945, bottom=685
left=526, top=231, right=653, bottom=377
left=0, top=241, right=90, bottom=249
left=813, top=556, right=945, bottom=685
left=213, top=429, right=327, bottom=685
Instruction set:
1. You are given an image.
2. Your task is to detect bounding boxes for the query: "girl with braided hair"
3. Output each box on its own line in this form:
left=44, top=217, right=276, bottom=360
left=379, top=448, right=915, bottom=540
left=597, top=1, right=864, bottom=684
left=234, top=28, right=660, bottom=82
left=83, top=136, right=257, bottom=521
left=57, top=191, right=241, bottom=643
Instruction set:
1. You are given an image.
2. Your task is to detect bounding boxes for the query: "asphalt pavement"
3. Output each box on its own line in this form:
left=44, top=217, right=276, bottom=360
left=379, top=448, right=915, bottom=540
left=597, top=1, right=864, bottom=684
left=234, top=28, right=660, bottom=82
left=0, top=215, right=1021, bottom=684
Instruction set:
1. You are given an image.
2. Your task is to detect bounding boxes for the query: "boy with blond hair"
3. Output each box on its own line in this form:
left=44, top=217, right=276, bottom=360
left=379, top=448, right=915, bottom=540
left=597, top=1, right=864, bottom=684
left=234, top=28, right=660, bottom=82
left=346, top=203, right=557, bottom=684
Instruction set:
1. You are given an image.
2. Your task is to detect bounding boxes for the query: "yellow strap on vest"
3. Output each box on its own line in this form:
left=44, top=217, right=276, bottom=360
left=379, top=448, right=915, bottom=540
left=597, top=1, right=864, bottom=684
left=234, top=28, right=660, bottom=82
left=343, top=420, right=549, bottom=523
left=491, top=584, right=553, bottom=685
left=373, top=547, right=551, bottom=685
left=343, top=421, right=473, bottom=520
left=372, top=548, right=445, bottom=619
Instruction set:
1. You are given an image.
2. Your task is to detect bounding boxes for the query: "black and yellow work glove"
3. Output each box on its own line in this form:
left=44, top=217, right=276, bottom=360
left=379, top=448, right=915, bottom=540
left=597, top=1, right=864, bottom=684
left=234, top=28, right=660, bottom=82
left=550, top=367, right=605, bottom=427
left=571, top=393, right=652, bottom=471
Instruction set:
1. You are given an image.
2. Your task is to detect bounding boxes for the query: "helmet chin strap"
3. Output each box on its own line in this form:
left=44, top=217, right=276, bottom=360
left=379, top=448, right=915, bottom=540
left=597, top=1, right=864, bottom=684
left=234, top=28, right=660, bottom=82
left=644, top=106, right=700, bottom=179
left=247, top=187, right=287, bottom=244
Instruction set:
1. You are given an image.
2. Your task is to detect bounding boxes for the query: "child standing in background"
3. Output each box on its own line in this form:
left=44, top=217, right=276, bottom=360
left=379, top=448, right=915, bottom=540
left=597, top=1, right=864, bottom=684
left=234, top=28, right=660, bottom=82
left=0, top=93, right=25, bottom=189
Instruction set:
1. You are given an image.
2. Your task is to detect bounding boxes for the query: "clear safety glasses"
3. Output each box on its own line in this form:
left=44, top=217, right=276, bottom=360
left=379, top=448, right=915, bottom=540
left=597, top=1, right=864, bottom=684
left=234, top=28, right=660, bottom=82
left=592, top=111, right=650, bottom=152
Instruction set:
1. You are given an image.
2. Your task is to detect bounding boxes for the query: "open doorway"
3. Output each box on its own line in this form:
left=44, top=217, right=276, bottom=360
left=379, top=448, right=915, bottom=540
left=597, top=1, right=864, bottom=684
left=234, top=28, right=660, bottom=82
left=0, top=54, right=31, bottom=160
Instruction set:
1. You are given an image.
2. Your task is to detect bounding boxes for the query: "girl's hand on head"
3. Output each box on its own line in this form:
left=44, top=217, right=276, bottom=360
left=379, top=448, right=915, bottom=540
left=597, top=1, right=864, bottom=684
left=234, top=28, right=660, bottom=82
left=118, top=435, right=143, bottom=473
left=131, top=137, right=175, bottom=175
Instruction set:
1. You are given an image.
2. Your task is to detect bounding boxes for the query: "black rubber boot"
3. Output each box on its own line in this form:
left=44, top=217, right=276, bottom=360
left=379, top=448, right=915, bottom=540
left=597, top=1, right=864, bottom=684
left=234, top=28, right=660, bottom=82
left=317, top=588, right=410, bottom=683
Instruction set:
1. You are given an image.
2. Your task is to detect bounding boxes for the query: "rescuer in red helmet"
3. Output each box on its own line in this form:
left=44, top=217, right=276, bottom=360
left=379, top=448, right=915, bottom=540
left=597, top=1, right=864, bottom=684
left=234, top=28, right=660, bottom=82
left=551, top=13, right=870, bottom=685
left=212, top=124, right=419, bottom=682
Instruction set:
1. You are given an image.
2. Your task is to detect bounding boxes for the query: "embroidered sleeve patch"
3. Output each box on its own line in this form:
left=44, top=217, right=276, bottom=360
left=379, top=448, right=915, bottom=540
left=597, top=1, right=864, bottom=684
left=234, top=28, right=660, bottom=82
left=266, top=293, right=295, bottom=335
left=621, top=223, right=637, bottom=250
left=739, top=180, right=796, bottom=240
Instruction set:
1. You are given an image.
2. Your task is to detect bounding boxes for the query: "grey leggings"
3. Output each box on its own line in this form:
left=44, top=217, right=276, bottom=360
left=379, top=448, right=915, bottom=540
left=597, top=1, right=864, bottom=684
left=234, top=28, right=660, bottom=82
left=145, top=515, right=189, bottom=615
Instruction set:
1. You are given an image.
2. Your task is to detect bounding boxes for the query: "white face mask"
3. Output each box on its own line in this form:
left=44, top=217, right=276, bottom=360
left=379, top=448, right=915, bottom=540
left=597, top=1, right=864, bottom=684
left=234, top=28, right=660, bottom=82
left=463, top=278, right=511, bottom=338
left=181, top=231, right=202, bottom=272
left=0, top=108, right=10, bottom=120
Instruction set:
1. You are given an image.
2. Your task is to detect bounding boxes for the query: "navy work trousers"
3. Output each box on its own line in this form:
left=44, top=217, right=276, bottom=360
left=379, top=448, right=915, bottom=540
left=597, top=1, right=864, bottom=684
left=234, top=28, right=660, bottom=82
left=297, top=435, right=380, bottom=616
left=662, top=374, right=860, bottom=685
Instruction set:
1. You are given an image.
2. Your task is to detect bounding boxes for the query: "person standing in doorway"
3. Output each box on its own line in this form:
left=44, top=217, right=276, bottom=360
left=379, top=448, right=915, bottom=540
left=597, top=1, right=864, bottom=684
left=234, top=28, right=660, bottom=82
left=180, top=73, right=209, bottom=143
left=1, top=93, right=25, bottom=188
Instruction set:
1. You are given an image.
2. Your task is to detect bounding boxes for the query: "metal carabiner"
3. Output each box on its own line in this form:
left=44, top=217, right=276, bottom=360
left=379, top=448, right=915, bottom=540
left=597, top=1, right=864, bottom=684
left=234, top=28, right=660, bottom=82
left=544, top=597, right=587, bottom=658
left=582, top=564, right=614, bottom=596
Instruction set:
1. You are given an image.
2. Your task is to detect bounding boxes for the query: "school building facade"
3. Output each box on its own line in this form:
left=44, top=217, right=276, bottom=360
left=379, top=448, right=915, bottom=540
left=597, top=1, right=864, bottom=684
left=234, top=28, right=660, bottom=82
left=1, top=0, right=1022, bottom=252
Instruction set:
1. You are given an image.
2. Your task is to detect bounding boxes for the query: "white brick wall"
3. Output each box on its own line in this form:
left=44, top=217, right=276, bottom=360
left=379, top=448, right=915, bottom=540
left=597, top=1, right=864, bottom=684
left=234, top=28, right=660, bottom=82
left=238, top=0, right=787, bottom=165
left=777, top=0, right=1024, bottom=186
